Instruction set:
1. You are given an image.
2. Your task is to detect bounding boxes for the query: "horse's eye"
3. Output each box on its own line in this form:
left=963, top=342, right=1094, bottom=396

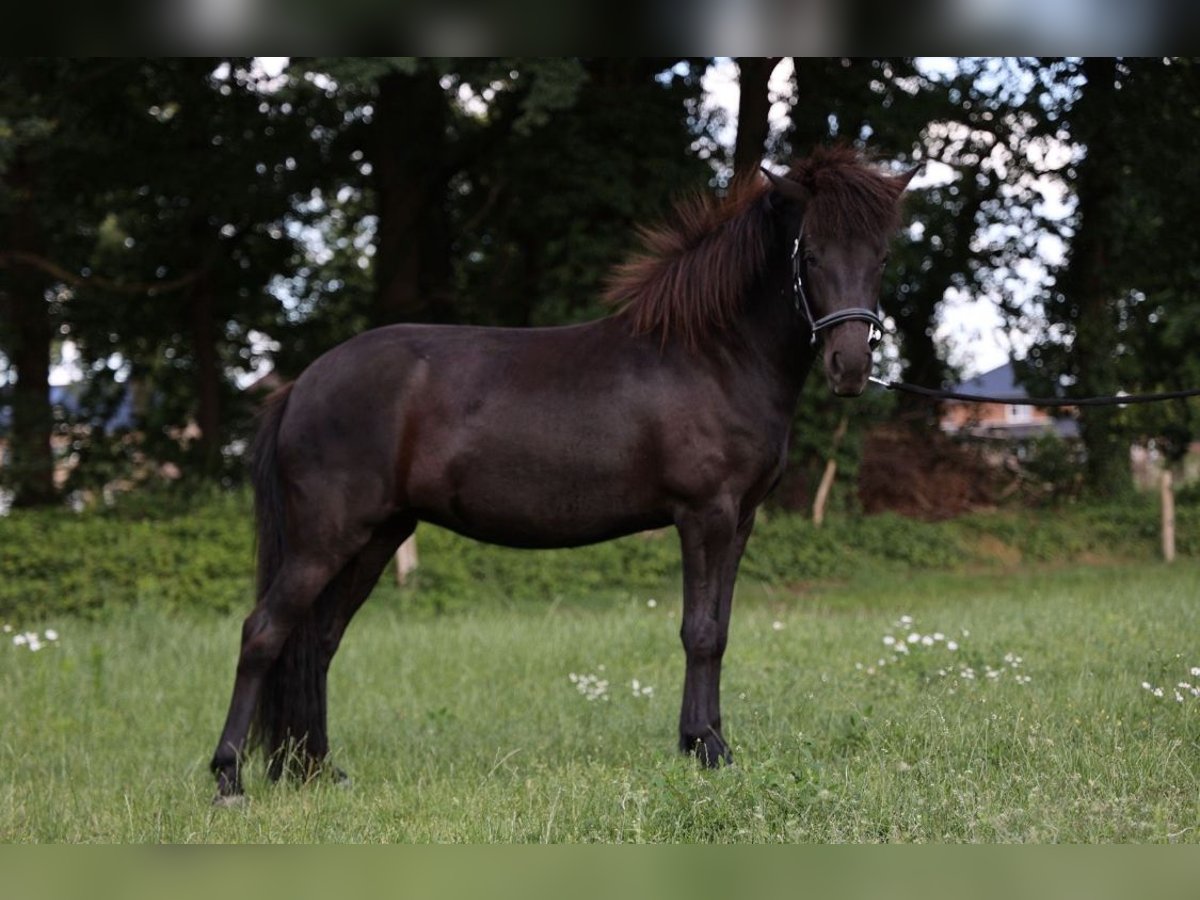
left=803, top=253, right=818, bottom=268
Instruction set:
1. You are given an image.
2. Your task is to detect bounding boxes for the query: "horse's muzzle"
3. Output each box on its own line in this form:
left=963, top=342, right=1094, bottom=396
left=825, top=346, right=871, bottom=397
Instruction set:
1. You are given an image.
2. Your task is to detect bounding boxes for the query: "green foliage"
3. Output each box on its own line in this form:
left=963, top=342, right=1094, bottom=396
left=1018, top=432, right=1086, bottom=501
left=0, top=488, right=252, bottom=620
left=1021, top=58, right=1200, bottom=492
left=2, top=489, right=1193, bottom=622
left=451, top=58, right=712, bottom=328
left=785, top=373, right=897, bottom=513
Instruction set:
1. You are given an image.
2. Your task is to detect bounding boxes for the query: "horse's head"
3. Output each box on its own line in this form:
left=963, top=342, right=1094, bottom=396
left=764, top=153, right=916, bottom=397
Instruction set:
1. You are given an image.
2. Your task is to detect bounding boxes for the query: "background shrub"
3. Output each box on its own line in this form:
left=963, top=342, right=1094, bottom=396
left=0, top=488, right=1193, bottom=622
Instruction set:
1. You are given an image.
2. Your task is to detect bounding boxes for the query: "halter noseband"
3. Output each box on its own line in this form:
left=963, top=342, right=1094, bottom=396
left=791, top=236, right=885, bottom=349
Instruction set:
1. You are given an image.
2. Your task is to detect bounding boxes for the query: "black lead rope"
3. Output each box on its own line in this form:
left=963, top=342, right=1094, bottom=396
left=869, top=376, right=1200, bottom=407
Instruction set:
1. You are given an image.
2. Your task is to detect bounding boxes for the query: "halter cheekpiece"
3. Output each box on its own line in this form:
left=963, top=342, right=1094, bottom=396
left=790, top=236, right=885, bottom=348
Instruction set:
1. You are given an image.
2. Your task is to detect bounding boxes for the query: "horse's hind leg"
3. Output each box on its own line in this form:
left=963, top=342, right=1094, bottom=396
left=319, top=516, right=415, bottom=669
left=210, top=548, right=356, bottom=800
left=270, top=515, right=416, bottom=784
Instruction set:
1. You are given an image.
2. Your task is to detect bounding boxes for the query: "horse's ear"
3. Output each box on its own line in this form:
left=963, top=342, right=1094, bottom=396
left=761, top=167, right=809, bottom=206
left=892, top=165, right=920, bottom=192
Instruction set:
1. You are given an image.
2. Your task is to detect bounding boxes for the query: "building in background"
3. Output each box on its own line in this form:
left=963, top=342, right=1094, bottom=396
left=939, top=362, right=1078, bottom=442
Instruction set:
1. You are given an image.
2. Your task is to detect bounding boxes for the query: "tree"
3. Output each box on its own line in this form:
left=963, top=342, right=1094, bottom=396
left=0, top=60, right=154, bottom=505
left=453, top=58, right=712, bottom=328
left=279, top=57, right=713, bottom=342
left=65, top=59, right=314, bottom=479
left=732, top=58, right=782, bottom=176
left=1023, top=57, right=1200, bottom=495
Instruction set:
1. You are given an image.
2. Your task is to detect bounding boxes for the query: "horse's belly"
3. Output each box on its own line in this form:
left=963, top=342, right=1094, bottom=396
left=408, top=456, right=671, bottom=549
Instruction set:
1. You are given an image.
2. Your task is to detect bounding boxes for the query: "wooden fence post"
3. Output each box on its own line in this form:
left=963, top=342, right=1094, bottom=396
left=396, top=534, right=419, bottom=584
left=812, top=416, right=849, bottom=528
left=1161, top=468, right=1176, bottom=563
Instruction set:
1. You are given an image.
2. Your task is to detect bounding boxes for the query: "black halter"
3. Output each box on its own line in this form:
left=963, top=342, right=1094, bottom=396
left=791, top=236, right=885, bottom=349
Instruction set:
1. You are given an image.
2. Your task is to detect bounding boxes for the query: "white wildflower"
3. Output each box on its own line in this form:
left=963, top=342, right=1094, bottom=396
left=772, top=621, right=784, bottom=631
left=947, top=641, right=959, bottom=651
left=882, top=635, right=896, bottom=646
left=570, top=671, right=610, bottom=701
left=646, top=598, right=657, bottom=608
left=44, top=629, right=58, bottom=642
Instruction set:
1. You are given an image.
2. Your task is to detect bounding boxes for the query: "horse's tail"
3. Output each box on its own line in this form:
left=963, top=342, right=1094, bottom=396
left=250, top=383, right=293, bottom=605
left=246, top=383, right=327, bottom=778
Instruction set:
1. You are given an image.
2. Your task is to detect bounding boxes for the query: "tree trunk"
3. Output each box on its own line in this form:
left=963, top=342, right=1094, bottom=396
left=2, top=155, right=56, bottom=507
left=1067, top=57, right=1129, bottom=496
left=7, top=285, right=55, bottom=507
left=371, top=69, right=454, bottom=327
left=190, top=271, right=222, bottom=475
left=733, top=58, right=781, bottom=176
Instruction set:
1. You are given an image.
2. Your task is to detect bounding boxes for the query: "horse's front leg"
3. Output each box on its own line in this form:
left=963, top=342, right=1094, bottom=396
left=675, top=505, right=755, bottom=767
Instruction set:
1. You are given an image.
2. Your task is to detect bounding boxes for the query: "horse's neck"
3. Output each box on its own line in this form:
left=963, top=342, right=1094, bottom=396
left=734, top=265, right=816, bottom=408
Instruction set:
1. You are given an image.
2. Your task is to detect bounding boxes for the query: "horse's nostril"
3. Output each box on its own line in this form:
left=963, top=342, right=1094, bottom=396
left=830, top=351, right=843, bottom=377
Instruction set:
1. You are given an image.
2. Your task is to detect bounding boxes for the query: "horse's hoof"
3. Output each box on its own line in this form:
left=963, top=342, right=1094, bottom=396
left=212, top=792, right=248, bottom=808
left=331, top=767, right=353, bottom=789
left=680, top=732, right=733, bottom=768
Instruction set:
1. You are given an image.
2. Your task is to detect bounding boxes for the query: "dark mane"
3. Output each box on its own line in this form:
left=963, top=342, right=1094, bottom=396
left=607, top=146, right=907, bottom=344
left=605, top=175, right=771, bottom=347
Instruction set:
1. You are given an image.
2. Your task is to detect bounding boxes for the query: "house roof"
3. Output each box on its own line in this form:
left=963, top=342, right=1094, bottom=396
left=943, top=361, right=1078, bottom=441
left=949, top=361, right=1028, bottom=400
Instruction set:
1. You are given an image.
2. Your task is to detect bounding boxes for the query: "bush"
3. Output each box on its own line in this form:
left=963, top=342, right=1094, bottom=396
left=0, top=486, right=253, bottom=621
left=0, top=488, right=1191, bottom=622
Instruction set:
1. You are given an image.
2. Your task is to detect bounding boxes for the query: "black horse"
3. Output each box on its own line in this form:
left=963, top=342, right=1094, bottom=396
left=210, top=146, right=915, bottom=801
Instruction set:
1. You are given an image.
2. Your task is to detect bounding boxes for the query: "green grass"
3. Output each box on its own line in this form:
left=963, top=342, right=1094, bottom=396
left=3, top=560, right=1200, bottom=842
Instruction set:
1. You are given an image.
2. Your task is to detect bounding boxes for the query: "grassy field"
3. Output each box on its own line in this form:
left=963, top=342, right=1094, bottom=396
left=3, top=554, right=1200, bottom=842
